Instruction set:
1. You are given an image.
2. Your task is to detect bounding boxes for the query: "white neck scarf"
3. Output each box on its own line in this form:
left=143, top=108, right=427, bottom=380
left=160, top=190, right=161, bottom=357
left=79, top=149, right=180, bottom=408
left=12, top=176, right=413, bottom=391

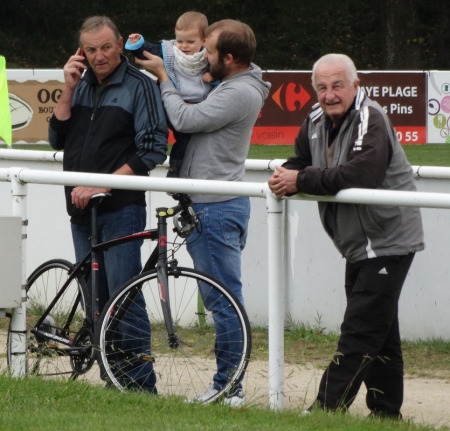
left=173, top=46, right=208, bottom=76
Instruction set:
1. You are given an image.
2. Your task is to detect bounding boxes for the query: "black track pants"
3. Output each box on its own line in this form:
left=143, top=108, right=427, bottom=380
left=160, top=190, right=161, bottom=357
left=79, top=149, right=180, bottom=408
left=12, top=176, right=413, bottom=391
left=316, top=253, right=415, bottom=414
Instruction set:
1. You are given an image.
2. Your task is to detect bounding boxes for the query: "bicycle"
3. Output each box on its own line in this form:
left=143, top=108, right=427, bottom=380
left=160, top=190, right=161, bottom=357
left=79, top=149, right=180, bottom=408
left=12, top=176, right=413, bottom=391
left=6, top=193, right=252, bottom=403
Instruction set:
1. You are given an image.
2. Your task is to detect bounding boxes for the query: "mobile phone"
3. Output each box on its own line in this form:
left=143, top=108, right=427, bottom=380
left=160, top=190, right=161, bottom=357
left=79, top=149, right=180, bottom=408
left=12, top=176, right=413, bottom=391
left=78, top=48, right=86, bottom=71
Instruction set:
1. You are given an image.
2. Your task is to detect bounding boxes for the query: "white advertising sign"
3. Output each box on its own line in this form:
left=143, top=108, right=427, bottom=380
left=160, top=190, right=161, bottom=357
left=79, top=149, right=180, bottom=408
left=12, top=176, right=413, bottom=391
left=427, top=71, right=450, bottom=144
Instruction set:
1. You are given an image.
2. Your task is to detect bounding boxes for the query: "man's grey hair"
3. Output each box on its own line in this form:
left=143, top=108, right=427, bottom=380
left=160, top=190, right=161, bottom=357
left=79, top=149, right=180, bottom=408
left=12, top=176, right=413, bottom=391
left=79, top=16, right=121, bottom=45
left=311, top=54, right=358, bottom=91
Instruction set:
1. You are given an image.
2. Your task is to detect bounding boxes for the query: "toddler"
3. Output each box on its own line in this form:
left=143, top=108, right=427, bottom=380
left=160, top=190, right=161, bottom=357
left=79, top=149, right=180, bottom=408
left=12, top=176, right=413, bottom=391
left=126, top=11, right=214, bottom=177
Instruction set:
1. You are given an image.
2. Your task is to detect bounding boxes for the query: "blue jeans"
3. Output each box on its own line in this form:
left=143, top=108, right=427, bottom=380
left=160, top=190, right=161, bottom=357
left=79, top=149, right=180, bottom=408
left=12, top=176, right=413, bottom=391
left=71, top=204, right=156, bottom=392
left=187, top=197, right=250, bottom=390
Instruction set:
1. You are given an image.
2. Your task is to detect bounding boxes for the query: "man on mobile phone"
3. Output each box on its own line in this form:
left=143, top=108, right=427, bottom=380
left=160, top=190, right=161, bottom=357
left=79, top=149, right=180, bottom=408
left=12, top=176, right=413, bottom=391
left=48, top=15, right=168, bottom=393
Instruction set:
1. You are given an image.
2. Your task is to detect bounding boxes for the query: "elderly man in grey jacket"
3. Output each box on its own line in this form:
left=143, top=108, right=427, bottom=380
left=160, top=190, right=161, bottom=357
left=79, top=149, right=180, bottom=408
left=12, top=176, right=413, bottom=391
left=269, top=53, right=424, bottom=419
left=137, top=19, right=270, bottom=407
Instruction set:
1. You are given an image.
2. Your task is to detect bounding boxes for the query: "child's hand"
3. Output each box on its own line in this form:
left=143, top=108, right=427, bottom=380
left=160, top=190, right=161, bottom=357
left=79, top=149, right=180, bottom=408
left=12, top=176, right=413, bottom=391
left=202, top=71, right=214, bottom=83
left=128, top=33, right=141, bottom=44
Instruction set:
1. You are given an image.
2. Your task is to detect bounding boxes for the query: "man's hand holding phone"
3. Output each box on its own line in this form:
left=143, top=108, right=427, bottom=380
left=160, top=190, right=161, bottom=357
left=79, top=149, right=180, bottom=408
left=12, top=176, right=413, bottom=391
left=62, top=48, right=87, bottom=90
left=55, top=47, right=88, bottom=121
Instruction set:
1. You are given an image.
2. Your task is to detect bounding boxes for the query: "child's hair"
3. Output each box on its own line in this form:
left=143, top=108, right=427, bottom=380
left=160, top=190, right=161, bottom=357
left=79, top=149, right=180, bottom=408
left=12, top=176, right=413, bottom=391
left=175, top=11, right=208, bottom=38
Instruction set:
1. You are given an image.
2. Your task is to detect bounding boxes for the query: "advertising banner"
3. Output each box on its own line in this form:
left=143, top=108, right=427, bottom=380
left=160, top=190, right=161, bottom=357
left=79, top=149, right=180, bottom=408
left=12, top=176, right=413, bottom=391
left=4, top=70, right=428, bottom=145
left=254, top=71, right=312, bottom=145
left=256, top=71, right=427, bottom=145
left=359, top=71, right=426, bottom=145
left=6, top=70, right=63, bottom=144
left=427, top=71, right=450, bottom=144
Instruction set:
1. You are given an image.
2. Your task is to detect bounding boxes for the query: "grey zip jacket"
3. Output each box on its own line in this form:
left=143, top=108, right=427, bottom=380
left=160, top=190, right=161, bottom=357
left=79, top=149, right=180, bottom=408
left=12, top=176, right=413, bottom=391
left=160, top=63, right=271, bottom=203
left=283, top=87, right=424, bottom=262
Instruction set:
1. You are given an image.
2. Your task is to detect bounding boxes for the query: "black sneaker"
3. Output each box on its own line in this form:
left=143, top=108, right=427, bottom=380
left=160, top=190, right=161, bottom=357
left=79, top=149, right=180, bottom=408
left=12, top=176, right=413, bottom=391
left=368, top=410, right=403, bottom=420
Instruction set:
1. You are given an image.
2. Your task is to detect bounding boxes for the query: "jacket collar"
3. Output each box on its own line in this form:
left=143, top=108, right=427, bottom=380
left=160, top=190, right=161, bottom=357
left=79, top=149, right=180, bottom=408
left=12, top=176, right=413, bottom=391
left=354, top=86, right=365, bottom=110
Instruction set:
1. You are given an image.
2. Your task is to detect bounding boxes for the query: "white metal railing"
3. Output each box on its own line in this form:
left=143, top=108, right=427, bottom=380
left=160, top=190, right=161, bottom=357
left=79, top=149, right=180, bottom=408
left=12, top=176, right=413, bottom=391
left=4, top=148, right=450, bottom=179
left=3, top=161, right=450, bottom=410
left=0, top=148, right=285, bottom=172
left=0, top=149, right=63, bottom=163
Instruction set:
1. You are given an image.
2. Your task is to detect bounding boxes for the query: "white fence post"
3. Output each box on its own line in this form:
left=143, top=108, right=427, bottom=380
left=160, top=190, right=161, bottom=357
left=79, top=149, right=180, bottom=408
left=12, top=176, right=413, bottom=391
left=266, top=191, right=285, bottom=409
left=8, top=167, right=28, bottom=377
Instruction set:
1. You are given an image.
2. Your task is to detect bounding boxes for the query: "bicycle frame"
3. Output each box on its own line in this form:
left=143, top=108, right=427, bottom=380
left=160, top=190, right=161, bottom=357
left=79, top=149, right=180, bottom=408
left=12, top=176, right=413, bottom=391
left=18, top=193, right=251, bottom=400
left=30, top=200, right=185, bottom=361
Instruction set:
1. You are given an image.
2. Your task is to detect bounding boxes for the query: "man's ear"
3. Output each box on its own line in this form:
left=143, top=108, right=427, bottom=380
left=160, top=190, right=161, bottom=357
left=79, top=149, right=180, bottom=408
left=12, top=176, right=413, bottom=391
left=223, top=53, right=233, bottom=65
left=118, top=36, right=124, bottom=52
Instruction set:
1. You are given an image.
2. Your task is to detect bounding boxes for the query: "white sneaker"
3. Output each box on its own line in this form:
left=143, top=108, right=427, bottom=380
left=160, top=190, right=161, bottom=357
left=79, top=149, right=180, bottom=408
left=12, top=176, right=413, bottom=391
left=224, top=389, right=245, bottom=408
left=192, top=385, right=219, bottom=403
left=192, top=385, right=245, bottom=407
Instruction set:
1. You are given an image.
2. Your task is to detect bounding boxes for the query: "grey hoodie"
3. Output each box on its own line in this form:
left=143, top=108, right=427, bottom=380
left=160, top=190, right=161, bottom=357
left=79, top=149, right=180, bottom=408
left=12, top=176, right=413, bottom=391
left=160, top=64, right=271, bottom=202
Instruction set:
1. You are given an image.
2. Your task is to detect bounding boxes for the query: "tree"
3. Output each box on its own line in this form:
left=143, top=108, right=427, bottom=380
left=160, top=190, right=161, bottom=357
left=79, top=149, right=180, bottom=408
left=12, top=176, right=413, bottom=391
left=380, top=0, right=421, bottom=69
left=1, top=0, right=450, bottom=70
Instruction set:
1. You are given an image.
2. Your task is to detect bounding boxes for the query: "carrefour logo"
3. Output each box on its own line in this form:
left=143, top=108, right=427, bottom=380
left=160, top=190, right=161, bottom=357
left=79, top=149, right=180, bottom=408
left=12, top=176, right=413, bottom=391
left=272, top=83, right=311, bottom=111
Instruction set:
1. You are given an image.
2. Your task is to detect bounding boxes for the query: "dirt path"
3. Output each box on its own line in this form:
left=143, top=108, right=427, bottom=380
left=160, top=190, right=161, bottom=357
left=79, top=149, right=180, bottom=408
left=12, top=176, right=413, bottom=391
left=1, top=331, right=449, bottom=428
left=242, top=361, right=450, bottom=428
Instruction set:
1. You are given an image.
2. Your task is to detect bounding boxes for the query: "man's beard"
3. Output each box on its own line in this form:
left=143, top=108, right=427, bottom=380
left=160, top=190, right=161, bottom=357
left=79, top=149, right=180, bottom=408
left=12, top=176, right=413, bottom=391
left=209, top=58, right=230, bottom=81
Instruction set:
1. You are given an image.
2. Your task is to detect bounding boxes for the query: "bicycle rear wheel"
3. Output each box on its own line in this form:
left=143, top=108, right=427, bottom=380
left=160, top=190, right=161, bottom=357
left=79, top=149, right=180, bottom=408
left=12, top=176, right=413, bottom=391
left=98, top=267, right=251, bottom=403
left=7, top=259, right=89, bottom=380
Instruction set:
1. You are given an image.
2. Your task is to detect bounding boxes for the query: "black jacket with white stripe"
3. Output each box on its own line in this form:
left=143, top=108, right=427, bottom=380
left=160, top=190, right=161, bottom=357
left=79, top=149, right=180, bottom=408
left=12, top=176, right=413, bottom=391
left=49, top=56, right=168, bottom=223
left=283, top=87, right=424, bottom=262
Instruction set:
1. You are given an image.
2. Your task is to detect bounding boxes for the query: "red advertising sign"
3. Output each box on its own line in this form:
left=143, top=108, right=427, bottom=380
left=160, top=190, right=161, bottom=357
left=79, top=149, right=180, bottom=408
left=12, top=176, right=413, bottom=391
left=254, top=72, right=313, bottom=145
left=254, top=71, right=427, bottom=145
left=359, top=72, right=426, bottom=144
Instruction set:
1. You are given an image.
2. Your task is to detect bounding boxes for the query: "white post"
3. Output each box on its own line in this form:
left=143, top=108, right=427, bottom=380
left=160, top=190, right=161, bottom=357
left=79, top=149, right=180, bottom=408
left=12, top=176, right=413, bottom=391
left=266, top=191, right=285, bottom=409
left=8, top=167, right=28, bottom=377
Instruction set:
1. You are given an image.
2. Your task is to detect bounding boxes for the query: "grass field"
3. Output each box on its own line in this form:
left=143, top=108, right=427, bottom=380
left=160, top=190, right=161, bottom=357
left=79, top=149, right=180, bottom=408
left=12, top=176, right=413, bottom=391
left=1, top=320, right=449, bottom=431
left=248, top=143, right=450, bottom=167
left=2, top=371, right=444, bottom=431
left=3, top=143, right=450, bottom=167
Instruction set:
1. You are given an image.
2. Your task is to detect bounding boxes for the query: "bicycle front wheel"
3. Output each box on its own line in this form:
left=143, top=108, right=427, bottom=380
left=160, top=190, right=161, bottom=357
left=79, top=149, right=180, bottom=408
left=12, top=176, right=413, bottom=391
left=7, top=259, right=88, bottom=379
left=98, top=267, right=251, bottom=403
